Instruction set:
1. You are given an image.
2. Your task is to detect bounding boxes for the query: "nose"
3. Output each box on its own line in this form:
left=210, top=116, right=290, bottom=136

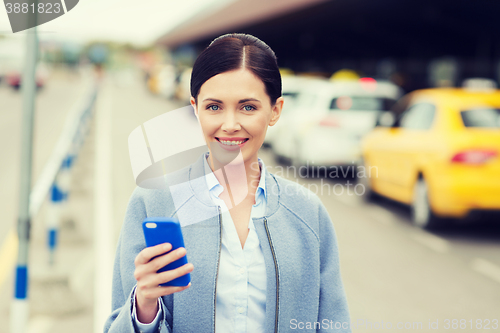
left=221, top=110, right=241, bottom=133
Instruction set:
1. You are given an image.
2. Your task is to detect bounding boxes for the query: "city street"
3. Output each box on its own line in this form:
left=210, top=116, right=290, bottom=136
left=1, top=69, right=500, bottom=332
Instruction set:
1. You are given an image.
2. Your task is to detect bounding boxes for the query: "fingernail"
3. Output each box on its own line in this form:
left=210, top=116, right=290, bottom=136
left=164, top=244, right=170, bottom=250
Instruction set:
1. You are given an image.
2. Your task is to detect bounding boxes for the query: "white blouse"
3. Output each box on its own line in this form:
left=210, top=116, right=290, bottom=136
left=204, top=154, right=267, bottom=333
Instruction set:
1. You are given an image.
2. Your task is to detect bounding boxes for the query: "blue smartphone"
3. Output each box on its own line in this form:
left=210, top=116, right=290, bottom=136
left=142, top=217, right=191, bottom=287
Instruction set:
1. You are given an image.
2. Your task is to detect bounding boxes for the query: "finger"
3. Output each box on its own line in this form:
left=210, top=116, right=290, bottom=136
left=155, top=283, right=192, bottom=298
left=143, top=283, right=191, bottom=300
left=138, top=262, right=192, bottom=290
left=144, top=247, right=187, bottom=274
left=137, top=264, right=193, bottom=299
left=135, top=243, right=172, bottom=266
left=138, top=273, right=193, bottom=301
left=134, top=248, right=186, bottom=283
left=154, top=263, right=194, bottom=286
left=134, top=263, right=153, bottom=281
left=137, top=273, right=164, bottom=291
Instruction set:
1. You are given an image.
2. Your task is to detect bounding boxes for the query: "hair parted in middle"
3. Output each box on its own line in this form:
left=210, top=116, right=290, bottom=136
left=190, top=33, right=282, bottom=106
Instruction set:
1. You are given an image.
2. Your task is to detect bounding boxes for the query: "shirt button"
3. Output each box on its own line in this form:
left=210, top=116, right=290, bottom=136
left=238, top=307, right=245, bottom=314
left=238, top=267, right=245, bottom=274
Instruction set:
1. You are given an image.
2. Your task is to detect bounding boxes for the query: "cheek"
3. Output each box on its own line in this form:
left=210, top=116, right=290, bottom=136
left=199, top=116, right=218, bottom=136
left=247, top=116, right=269, bottom=137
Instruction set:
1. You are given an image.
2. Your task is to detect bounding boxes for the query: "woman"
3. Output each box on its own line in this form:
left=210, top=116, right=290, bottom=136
left=105, top=33, right=351, bottom=333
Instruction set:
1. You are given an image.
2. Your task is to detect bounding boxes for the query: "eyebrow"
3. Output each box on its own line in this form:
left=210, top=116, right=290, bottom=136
left=202, top=98, right=261, bottom=104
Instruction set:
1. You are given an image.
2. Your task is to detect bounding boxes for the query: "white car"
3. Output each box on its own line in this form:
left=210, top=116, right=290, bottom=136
left=272, top=78, right=403, bottom=176
left=265, top=75, right=324, bottom=148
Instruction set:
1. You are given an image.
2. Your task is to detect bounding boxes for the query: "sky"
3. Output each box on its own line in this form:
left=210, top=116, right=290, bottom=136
left=0, top=0, right=233, bottom=46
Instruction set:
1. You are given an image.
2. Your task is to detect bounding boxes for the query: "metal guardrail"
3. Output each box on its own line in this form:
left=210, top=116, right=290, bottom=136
left=11, top=73, right=98, bottom=333
left=30, top=81, right=98, bottom=262
left=29, top=82, right=97, bottom=219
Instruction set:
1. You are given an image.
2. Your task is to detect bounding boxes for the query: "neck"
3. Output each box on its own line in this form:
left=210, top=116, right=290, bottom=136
left=206, top=152, right=261, bottom=204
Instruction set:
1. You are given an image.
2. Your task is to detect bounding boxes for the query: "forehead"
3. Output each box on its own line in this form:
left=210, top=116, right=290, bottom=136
left=198, top=68, right=267, bottom=100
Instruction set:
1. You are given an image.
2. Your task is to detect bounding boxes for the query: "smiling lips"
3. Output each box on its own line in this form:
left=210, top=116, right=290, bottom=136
left=215, top=137, right=249, bottom=150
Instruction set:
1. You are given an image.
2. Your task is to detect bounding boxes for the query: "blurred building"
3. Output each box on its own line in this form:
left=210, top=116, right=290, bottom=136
left=156, top=0, right=500, bottom=91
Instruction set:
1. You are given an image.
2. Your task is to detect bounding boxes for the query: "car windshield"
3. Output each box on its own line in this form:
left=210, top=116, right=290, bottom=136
left=329, top=96, right=396, bottom=111
left=461, top=108, right=500, bottom=128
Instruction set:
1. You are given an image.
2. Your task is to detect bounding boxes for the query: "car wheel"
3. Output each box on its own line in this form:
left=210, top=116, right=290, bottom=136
left=274, top=154, right=290, bottom=166
left=271, top=141, right=290, bottom=166
left=411, top=178, right=443, bottom=230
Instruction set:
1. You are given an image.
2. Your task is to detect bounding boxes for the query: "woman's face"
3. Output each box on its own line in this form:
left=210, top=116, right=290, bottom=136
left=191, top=68, right=283, bottom=167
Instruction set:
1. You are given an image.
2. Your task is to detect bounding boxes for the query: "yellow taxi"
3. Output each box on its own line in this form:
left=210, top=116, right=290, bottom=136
left=360, top=80, right=500, bottom=229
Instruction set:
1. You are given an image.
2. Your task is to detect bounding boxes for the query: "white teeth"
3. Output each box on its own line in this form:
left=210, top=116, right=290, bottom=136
left=218, top=139, right=246, bottom=145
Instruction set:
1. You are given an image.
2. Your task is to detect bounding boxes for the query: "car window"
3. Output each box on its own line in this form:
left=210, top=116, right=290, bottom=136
left=399, top=103, right=436, bottom=130
left=461, top=108, right=500, bottom=128
left=329, top=96, right=396, bottom=111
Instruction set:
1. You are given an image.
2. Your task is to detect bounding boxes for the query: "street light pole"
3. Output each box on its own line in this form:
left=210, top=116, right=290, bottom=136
left=10, top=25, right=39, bottom=333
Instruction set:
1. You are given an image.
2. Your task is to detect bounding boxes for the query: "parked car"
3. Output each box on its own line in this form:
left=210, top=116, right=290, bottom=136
left=360, top=81, right=500, bottom=229
left=4, top=61, right=49, bottom=90
left=264, top=75, right=322, bottom=148
left=271, top=78, right=402, bottom=174
left=0, top=38, right=49, bottom=90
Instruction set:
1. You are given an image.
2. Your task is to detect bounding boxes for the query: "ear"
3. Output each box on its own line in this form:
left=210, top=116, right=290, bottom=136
left=190, top=96, right=198, bottom=119
left=269, top=96, right=284, bottom=126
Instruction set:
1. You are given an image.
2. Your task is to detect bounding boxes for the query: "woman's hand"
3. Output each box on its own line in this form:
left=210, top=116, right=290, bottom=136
left=133, top=243, right=194, bottom=323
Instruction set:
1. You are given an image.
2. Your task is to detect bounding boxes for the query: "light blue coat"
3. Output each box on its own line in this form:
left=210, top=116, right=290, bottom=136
left=104, top=152, right=352, bottom=333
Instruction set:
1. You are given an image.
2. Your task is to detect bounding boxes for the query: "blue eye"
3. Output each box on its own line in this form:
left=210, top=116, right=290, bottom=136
left=243, top=105, right=256, bottom=111
left=207, top=105, right=220, bottom=111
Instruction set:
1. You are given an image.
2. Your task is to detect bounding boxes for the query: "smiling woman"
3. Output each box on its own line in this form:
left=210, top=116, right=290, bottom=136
left=105, top=33, right=352, bottom=333
left=190, top=34, right=284, bottom=175
left=193, top=68, right=282, bottom=168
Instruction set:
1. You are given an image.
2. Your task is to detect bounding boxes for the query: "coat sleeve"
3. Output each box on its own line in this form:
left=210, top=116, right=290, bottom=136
left=103, top=187, right=174, bottom=333
left=317, top=201, right=352, bottom=333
